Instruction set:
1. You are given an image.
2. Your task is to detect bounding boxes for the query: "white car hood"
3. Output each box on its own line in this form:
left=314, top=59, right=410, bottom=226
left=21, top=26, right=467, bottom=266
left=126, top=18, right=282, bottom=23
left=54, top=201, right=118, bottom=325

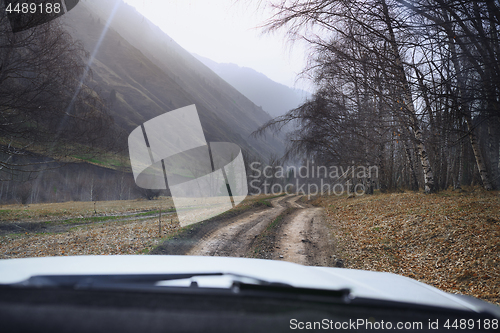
left=0, top=255, right=486, bottom=313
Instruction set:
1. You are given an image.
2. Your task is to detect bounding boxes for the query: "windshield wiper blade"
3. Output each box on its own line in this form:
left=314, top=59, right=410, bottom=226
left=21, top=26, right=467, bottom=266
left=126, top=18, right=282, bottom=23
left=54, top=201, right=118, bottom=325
left=10, top=273, right=351, bottom=302
left=233, top=281, right=350, bottom=300
left=12, top=273, right=291, bottom=289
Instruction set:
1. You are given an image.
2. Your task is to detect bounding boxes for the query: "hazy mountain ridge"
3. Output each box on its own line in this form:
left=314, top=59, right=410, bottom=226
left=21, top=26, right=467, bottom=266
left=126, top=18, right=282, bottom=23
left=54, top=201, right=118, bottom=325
left=69, top=0, right=283, bottom=159
left=193, top=54, right=311, bottom=118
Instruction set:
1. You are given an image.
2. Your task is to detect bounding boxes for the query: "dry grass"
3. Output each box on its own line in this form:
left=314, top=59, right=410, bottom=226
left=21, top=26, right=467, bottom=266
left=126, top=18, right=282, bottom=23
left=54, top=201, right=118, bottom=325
left=314, top=187, right=500, bottom=305
left=0, top=194, right=277, bottom=259
left=0, top=198, right=175, bottom=223
left=1, top=217, right=180, bottom=258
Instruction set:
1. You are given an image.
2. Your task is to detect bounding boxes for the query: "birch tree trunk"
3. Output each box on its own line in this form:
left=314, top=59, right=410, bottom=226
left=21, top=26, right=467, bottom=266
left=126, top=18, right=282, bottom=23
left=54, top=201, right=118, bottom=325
left=403, top=139, right=419, bottom=191
left=488, top=117, right=499, bottom=189
left=464, top=114, right=493, bottom=191
left=447, top=31, right=494, bottom=191
left=463, top=114, right=493, bottom=190
left=378, top=143, right=388, bottom=193
left=381, top=0, right=436, bottom=193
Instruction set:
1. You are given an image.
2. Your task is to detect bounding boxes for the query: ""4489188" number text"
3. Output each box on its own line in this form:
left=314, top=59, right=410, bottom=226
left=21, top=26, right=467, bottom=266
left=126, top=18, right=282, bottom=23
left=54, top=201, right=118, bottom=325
left=5, top=2, right=61, bottom=15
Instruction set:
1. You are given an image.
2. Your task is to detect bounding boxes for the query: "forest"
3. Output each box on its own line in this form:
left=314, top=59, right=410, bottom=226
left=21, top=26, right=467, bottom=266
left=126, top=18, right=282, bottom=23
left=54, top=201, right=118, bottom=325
left=257, top=0, right=500, bottom=193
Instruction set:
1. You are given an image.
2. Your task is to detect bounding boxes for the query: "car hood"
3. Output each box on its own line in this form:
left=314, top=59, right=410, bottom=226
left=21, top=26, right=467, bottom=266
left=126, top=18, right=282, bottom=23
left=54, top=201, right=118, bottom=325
left=0, top=255, right=493, bottom=314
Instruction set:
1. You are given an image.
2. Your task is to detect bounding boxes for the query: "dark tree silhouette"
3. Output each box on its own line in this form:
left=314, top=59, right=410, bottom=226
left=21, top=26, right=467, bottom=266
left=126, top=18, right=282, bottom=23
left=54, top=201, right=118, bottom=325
left=0, top=10, right=118, bottom=181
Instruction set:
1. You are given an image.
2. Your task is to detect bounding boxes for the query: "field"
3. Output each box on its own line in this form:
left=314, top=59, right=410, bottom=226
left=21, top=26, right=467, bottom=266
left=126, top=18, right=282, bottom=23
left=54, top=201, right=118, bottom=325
left=0, top=195, right=273, bottom=258
left=0, top=197, right=177, bottom=258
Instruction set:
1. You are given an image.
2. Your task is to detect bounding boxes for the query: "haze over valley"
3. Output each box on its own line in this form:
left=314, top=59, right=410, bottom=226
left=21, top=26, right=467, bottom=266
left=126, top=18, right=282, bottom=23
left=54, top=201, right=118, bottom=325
left=194, top=54, right=310, bottom=118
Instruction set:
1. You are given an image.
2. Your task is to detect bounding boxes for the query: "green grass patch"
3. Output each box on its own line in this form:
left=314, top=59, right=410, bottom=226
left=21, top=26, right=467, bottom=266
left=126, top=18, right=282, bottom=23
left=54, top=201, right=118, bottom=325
left=251, top=207, right=298, bottom=259
left=2, top=231, right=56, bottom=239
left=73, top=155, right=102, bottom=164
left=266, top=213, right=285, bottom=231
left=0, top=209, right=15, bottom=217
left=257, top=199, right=273, bottom=207
left=137, top=248, right=151, bottom=255
left=43, top=208, right=176, bottom=226
left=0, top=209, right=22, bottom=220
left=72, top=152, right=130, bottom=170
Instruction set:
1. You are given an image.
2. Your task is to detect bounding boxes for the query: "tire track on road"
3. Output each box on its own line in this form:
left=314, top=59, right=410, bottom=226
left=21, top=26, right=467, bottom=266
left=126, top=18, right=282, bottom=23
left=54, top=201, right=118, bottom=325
left=153, top=195, right=336, bottom=267
left=187, top=195, right=291, bottom=257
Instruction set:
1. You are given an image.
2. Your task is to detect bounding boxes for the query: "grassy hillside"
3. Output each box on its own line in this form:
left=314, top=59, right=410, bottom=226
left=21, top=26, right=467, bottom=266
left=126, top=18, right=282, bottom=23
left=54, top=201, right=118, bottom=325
left=63, top=0, right=284, bottom=160
left=2, top=0, right=286, bottom=204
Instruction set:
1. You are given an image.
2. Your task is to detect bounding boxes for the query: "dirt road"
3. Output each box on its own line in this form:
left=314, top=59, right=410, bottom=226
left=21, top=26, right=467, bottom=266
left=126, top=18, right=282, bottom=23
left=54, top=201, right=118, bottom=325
left=152, top=195, right=336, bottom=267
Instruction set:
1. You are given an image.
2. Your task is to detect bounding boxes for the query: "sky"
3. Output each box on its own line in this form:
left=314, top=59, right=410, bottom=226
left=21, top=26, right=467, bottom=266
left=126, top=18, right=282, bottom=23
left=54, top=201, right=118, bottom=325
left=122, top=0, right=312, bottom=92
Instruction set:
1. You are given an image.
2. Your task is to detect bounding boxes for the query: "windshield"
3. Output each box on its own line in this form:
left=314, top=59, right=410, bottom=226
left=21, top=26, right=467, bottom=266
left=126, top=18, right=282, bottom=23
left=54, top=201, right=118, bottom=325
left=0, top=0, right=499, bottom=318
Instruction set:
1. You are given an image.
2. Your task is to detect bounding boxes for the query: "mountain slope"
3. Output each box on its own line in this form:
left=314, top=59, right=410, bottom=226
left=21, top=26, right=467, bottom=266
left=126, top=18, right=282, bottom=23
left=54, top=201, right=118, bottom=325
left=194, top=54, right=311, bottom=118
left=63, top=0, right=283, bottom=160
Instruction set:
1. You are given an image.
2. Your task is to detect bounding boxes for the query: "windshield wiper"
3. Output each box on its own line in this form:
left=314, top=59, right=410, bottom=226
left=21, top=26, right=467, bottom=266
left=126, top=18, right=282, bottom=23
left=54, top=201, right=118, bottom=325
left=10, top=273, right=351, bottom=302
left=14, top=273, right=234, bottom=288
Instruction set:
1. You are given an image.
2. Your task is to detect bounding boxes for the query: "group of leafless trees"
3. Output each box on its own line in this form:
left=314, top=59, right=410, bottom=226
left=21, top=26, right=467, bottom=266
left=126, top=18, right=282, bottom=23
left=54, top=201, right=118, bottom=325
left=0, top=163, right=144, bottom=204
left=257, top=0, right=500, bottom=193
left=0, top=5, right=120, bottom=184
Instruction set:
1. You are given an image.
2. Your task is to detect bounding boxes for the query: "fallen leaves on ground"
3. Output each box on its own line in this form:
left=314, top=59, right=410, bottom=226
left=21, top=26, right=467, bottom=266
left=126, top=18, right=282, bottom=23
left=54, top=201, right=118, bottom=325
left=315, top=187, right=500, bottom=305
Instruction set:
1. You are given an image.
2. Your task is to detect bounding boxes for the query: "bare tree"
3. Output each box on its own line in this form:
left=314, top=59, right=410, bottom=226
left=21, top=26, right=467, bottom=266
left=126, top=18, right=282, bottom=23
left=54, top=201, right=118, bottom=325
left=251, top=0, right=499, bottom=192
left=0, top=8, right=119, bottom=181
